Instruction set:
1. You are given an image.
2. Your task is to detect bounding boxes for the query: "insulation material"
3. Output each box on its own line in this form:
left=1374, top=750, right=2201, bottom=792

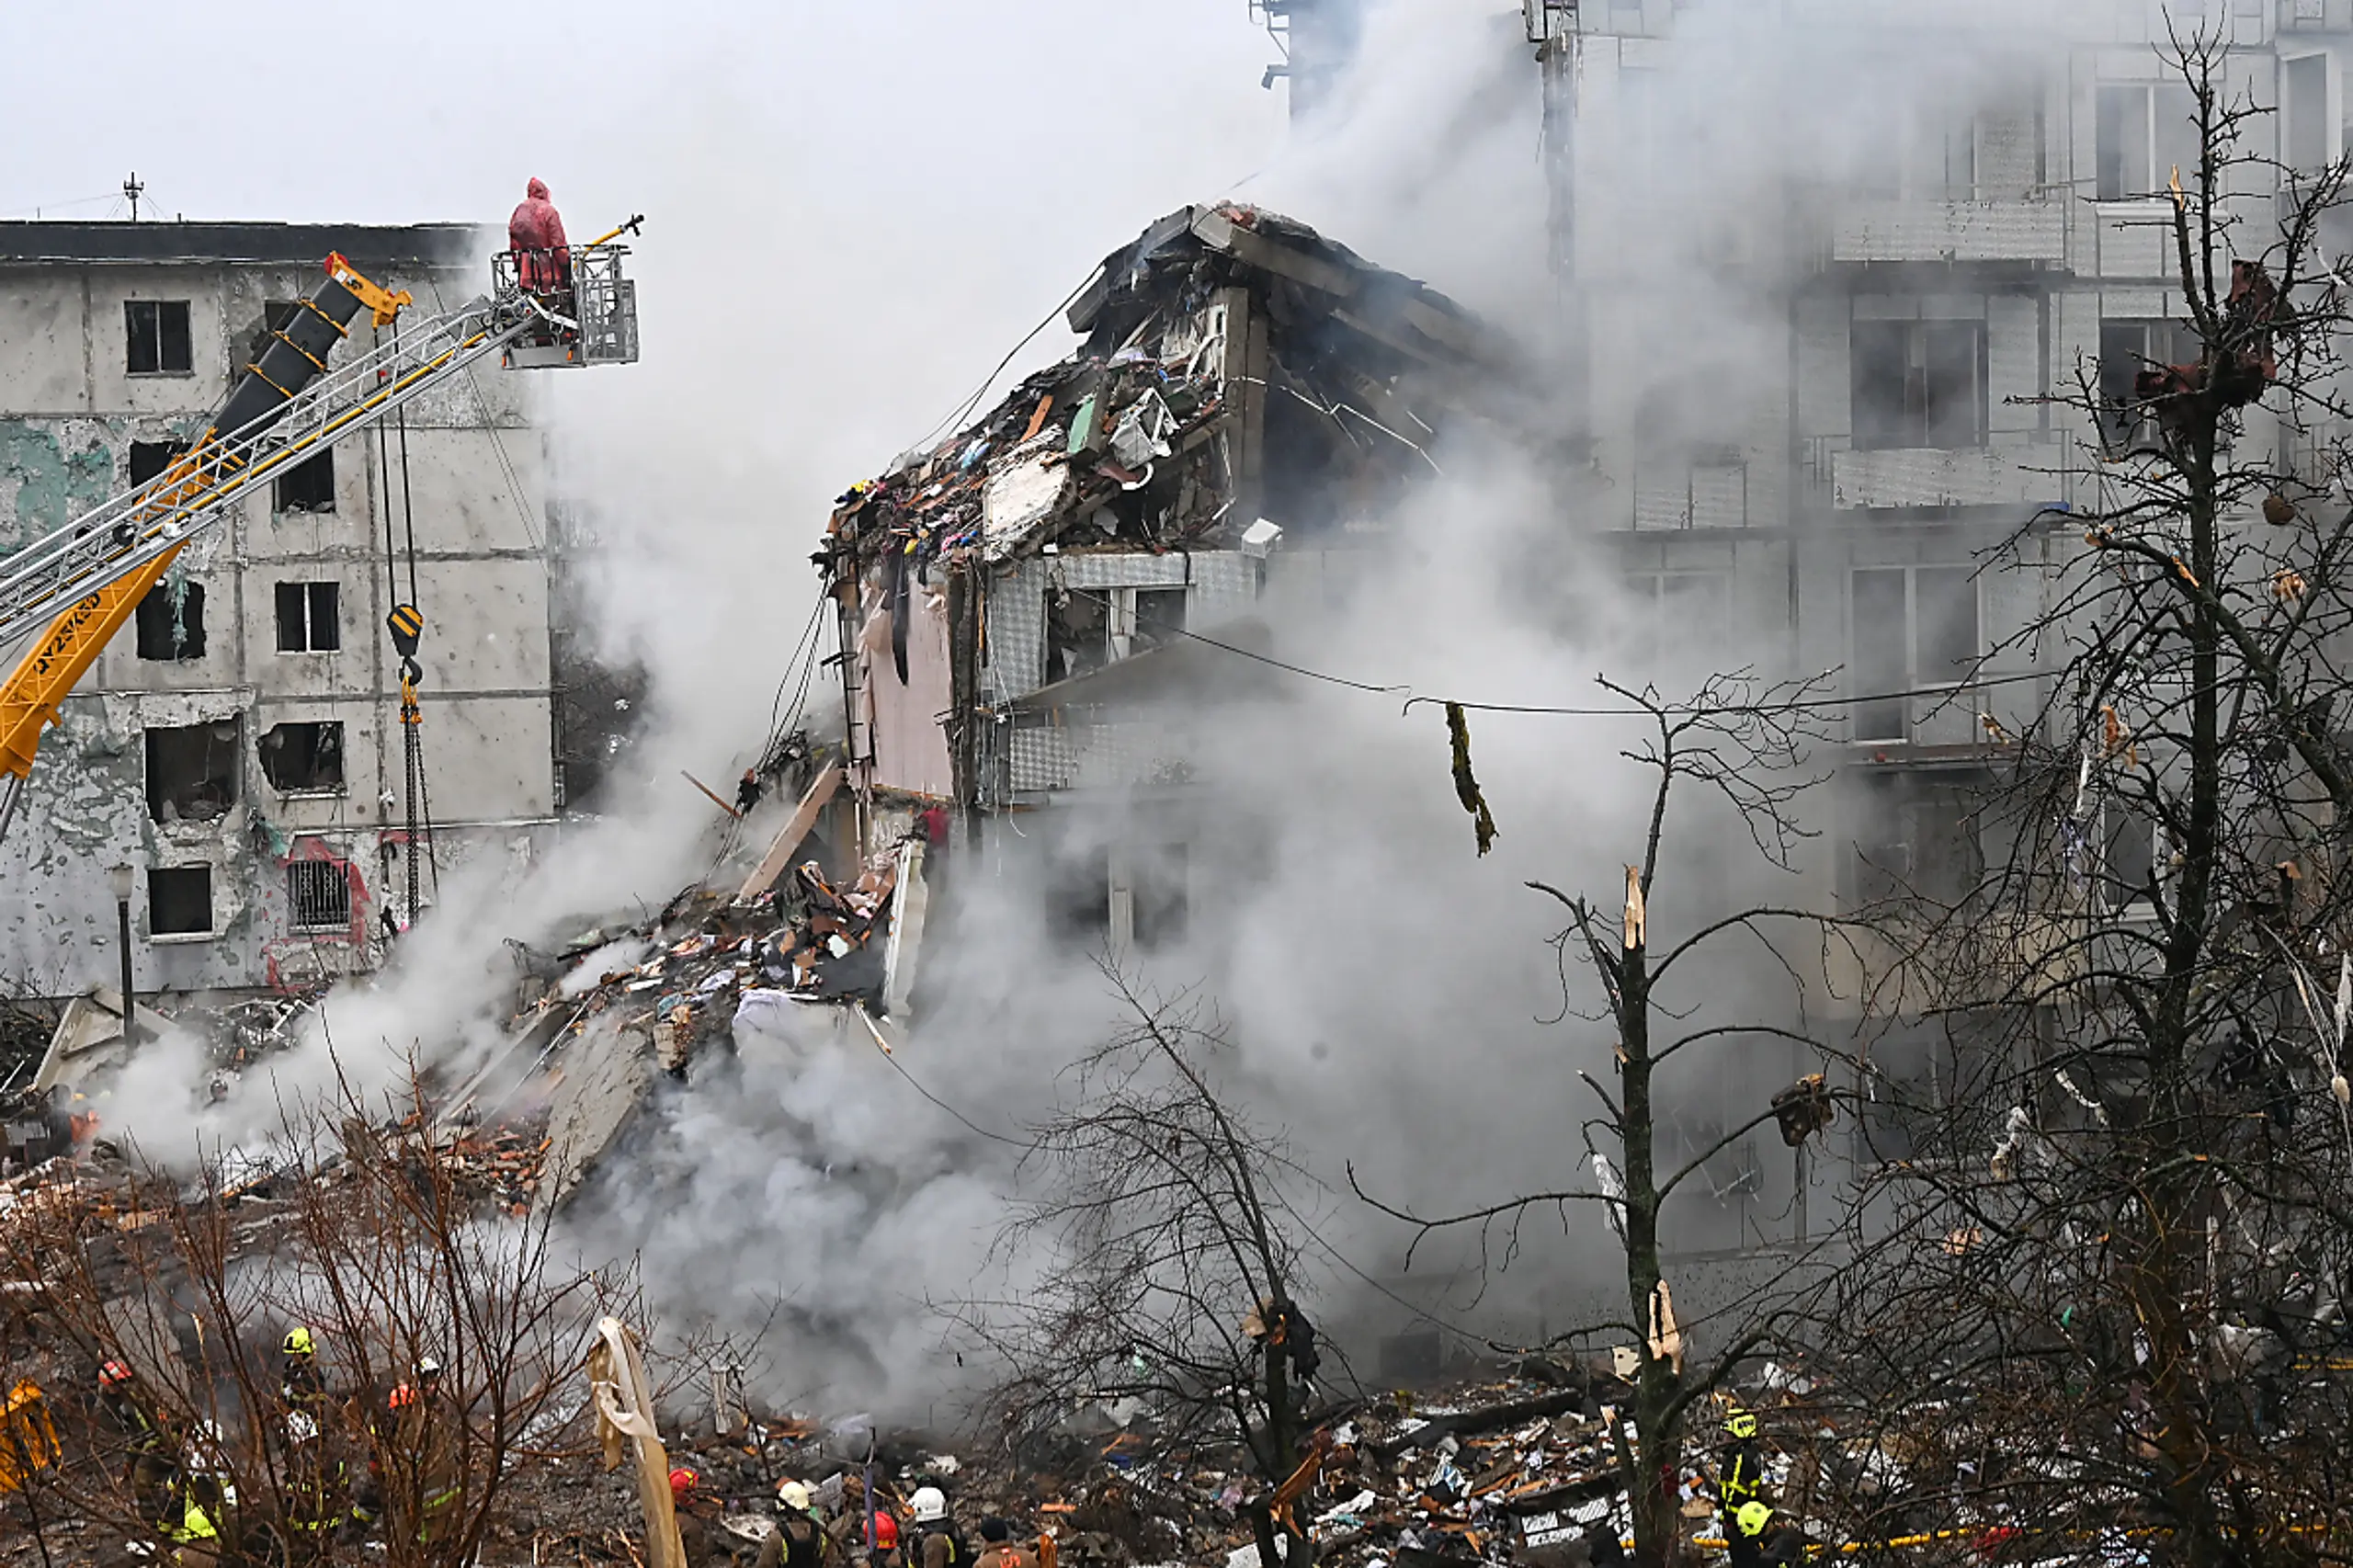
left=862, top=583, right=956, bottom=800
left=589, top=1317, right=685, bottom=1568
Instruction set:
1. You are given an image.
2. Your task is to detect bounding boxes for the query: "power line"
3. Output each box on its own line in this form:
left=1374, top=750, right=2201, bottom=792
left=910, top=266, right=1106, bottom=456
left=1056, top=585, right=2052, bottom=717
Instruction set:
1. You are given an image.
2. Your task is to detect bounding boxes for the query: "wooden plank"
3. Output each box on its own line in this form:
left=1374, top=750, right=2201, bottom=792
left=734, top=762, right=842, bottom=903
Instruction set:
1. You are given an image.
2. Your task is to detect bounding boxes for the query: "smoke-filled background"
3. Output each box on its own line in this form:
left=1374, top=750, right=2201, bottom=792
left=5, top=0, right=2018, bottom=1413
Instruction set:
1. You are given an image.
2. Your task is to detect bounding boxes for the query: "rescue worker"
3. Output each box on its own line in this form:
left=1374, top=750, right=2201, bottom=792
left=410, top=1356, right=463, bottom=1545
left=1717, top=1404, right=1765, bottom=1517
left=97, top=1358, right=173, bottom=1518
left=868, top=1508, right=904, bottom=1568
left=973, top=1517, right=1034, bottom=1568
left=757, top=1479, right=832, bottom=1568
left=359, top=1358, right=459, bottom=1546
left=904, top=1486, right=966, bottom=1568
left=278, top=1403, right=346, bottom=1562
left=507, top=177, right=571, bottom=292
left=158, top=1461, right=224, bottom=1568
left=169, top=1424, right=239, bottom=1566
left=672, top=1466, right=726, bottom=1568
left=1725, top=1501, right=1802, bottom=1568
left=280, top=1325, right=326, bottom=1408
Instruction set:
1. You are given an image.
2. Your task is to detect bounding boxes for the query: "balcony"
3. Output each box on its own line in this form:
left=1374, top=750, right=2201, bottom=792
left=1829, top=444, right=2063, bottom=510
left=1829, top=199, right=2065, bottom=267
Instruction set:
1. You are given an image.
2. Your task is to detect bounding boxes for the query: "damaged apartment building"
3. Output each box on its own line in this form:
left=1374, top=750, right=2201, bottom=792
left=1515, top=0, right=2353, bottom=1221
left=812, top=203, right=1514, bottom=950
left=0, top=221, right=561, bottom=998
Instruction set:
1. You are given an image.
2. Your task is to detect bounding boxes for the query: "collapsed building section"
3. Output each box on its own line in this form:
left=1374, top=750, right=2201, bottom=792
left=818, top=203, right=1516, bottom=831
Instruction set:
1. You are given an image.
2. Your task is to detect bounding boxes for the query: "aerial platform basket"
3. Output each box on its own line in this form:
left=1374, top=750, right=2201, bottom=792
left=495, top=239, right=639, bottom=368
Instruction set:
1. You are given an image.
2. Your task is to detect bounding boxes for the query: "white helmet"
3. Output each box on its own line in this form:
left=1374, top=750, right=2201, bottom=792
left=910, top=1486, right=949, bottom=1523
left=778, top=1480, right=813, bottom=1512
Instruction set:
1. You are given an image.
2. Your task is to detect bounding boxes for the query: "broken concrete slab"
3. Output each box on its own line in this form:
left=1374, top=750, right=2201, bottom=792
left=736, top=762, right=842, bottom=904
left=32, top=986, right=177, bottom=1096
left=536, top=1015, right=658, bottom=1215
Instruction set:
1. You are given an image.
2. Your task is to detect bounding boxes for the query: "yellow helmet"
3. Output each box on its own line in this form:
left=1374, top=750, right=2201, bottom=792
left=1722, top=1407, right=1757, bottom=1440
left=1735, top=1502, right=1774, bottom=1540
left=283, top=1326, right=315, bottom=1358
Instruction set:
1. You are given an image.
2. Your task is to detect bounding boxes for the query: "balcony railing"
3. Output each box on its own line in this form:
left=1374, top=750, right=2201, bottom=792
left=1827, top=441, right=2067, bottom=510
left=1828, top=199, right=2065, bottom=267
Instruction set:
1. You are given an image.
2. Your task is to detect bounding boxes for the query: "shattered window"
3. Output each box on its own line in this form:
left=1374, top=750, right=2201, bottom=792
left=127, top=439, right=188, bottom=487
left=149, top=866, right=214, bottom=937
left=1131, top=844, right=1190, bottom=951
left=2096, top=83, right=2199, bottom=200
left=134, top=579, right=205, bottom=662
left=1915, top=567, right=1978, bottom=681
left=274, top=581, right=341, bottom=653
left=1624, top=573, right=1731, bottom=659
left=145, top=720, right=240, bottom=824
left=1131, top=587, right=1188, bottom=653
left=1851, top=569, right=1911, bottom=741
left=274, top=449, right=335, bottom=514
left=1049, top=846, right=1111, bottom=947
left=2098, top=320, right=2193, bottom=445
left=125, top=300, right=192, bottom=375
left=1852, top=318, right=1984, bottom=450
left=286, top=860, right=352, bottom=931
left=258, top=722, right=346, bottom=793
left=2288, top=54, right=2328, bottom=173
left=1851, top=768, right=1990, bottom=911
left=1044, top=587, right=1109, bottom=686
left=2103, top=802, right=2161, bottom=912
left=1625, top=572, right=1729, bottom=617
left=1851, top=567, right=1980, bottom=743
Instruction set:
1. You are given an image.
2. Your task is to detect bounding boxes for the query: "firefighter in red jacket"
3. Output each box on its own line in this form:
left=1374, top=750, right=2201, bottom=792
left=508, top=177, right=571, bottom=292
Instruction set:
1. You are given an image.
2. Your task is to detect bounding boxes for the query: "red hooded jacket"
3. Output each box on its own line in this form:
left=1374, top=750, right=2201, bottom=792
left=507, top=177, right=570, bottom=289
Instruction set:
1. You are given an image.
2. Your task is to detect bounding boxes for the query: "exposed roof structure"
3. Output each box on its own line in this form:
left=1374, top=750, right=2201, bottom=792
left=822, top=202, right=1515, bottom=581
left=0, top=221, right=486, bottom=267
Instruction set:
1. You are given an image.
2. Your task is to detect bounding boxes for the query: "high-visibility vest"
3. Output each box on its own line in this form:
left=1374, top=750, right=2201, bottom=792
left=170, top=1500, right=218, bottom=1542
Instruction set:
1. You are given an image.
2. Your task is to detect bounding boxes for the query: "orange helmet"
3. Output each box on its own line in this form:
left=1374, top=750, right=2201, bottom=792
left=669, top=1468, right=699, bottom=1501
left=98, top=1359, right=132, bottom=1388
left=388, top=1382, right=418, bottom=1410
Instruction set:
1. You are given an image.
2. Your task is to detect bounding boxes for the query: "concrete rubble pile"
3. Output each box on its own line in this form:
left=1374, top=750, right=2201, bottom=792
left=635, top=1363, right=1686, bottom=1568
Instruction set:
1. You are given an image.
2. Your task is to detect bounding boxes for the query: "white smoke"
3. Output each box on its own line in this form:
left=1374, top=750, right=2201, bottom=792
left=71, top=0, right=2050, bottom=1415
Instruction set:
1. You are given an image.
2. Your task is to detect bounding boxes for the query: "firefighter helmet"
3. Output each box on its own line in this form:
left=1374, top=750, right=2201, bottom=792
left=388, top=1382, right=418, bottom=1411
left=910, top=1486, right=948, bottom=1523
left=1722, top=1407, right=1758, bottom=1440
left=415, top=1354, right=442, bottom=1380
left=98, top=1359, right=133, bottom=1388
left=670, top=1467, right=699, bottom=1501
left=1735, top=1502, right=1774, bottom=1540
left=779, top=1479, right=813, bottom=1512
left=283, top=1325, right=315, bottom=1358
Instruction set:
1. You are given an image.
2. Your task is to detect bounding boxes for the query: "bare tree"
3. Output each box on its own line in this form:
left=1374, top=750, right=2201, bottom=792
left=0, top=1066, right=632, bottom=1568
left=1358, top=674, right=1864, bottom=1568
left=966, top=970, right=1332, bottom=1568
left=1806, top=28, right=2353, bottom=1567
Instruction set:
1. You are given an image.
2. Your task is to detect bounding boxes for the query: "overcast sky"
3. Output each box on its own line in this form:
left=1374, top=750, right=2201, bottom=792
left=0, top=1, right=1539, bottom=781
